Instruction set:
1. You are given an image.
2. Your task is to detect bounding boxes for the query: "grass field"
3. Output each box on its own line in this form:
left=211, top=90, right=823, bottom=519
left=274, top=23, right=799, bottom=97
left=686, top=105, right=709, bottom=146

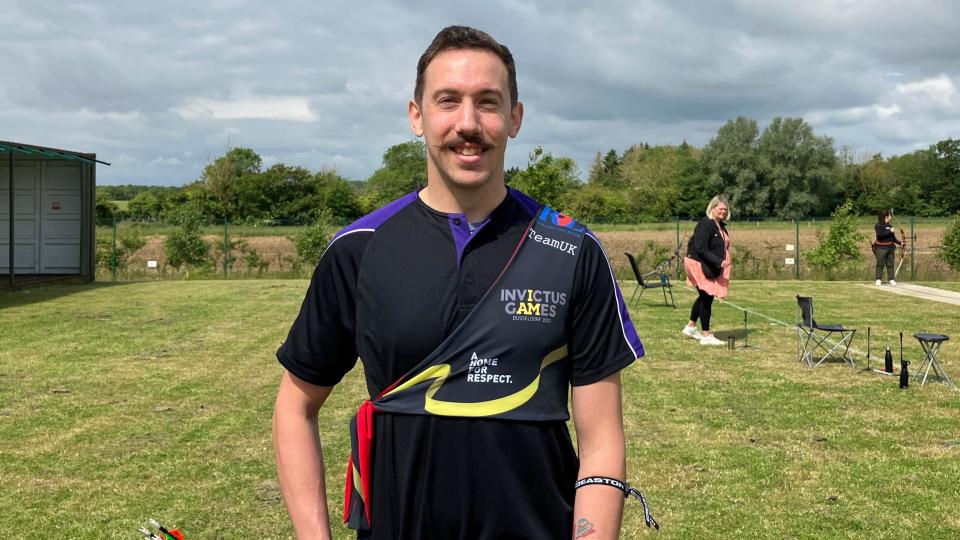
left=2, top=280, right=959, bottom=538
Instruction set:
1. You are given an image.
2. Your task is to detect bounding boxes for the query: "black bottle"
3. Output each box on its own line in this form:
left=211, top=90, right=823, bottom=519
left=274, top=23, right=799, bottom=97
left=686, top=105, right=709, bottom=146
left=899, top=360, right=910, bottom=389
left=884, top=347, right=894, bottom=374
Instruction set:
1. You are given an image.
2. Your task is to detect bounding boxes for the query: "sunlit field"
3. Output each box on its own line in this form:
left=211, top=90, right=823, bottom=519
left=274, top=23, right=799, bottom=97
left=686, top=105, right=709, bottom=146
left=1, top=280, right=958, bottom=538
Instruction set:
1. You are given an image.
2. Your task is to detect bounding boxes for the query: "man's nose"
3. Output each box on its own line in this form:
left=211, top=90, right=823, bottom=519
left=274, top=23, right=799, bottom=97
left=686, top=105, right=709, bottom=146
left=455, top=102, right=481, bottom=135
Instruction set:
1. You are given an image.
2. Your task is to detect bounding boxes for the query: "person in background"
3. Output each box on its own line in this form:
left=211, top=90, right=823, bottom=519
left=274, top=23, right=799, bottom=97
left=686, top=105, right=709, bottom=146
left=682, top=196, right=732, bottom=346
left=873, top=210, right=901, bottom=286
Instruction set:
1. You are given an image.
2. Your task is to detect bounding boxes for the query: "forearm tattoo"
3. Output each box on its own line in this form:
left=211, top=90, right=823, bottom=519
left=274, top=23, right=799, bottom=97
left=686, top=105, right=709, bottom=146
left=574, top=518, right=596, bottom=538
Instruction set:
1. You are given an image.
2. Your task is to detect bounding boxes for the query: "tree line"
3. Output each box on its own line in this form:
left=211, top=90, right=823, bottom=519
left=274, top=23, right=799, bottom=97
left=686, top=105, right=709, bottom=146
left=97, top=116, right=960, bottom=225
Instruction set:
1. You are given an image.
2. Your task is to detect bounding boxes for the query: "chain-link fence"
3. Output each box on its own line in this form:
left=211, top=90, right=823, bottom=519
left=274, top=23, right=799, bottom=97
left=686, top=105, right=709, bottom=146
left=95, top=215, right=959, bottom=282
left=94, top=217, right=330, bottom=281
left=601, top=215, right=959, bottom=283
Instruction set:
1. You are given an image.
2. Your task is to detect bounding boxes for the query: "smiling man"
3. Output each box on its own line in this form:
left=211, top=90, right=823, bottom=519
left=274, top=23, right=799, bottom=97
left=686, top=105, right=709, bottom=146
left=273, top=26, right=648, bottom=539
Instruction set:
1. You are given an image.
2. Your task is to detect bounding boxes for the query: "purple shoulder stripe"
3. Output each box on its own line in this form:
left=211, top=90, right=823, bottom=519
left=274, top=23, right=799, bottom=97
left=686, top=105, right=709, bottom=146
left=585, top=231, right=645, bottom=359
left=331, top=191, right=419, bottom=242
left=507, top=187, right=542, bottom=218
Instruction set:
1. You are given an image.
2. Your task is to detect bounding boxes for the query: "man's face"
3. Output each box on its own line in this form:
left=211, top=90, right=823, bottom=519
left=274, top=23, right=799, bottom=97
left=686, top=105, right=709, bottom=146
left=409, top=48, right=523, bottom=191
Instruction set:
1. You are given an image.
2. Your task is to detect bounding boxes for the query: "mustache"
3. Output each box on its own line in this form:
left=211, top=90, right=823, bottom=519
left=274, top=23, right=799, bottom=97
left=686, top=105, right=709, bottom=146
left=441, top=133, right=491, bottom=148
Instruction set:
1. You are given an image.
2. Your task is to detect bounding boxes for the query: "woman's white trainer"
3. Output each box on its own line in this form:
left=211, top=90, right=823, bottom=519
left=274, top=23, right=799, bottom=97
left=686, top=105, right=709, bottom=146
left=700, top=335, right=725, bottom=346
left=682, top=326, right=702, bottom=339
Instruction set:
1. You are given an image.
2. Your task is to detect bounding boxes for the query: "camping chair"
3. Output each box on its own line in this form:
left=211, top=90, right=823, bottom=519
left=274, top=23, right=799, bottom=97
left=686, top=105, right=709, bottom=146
left=625, top=253, right=676, bottom=308
left=796, top=295, right=856, bottom=368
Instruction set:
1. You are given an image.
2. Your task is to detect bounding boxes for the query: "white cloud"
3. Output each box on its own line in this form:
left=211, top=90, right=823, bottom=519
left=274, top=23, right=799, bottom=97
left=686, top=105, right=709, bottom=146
left=1, top=1, right=958, bottom=185
left=805, top=72, right=959, bottom=159
left=173, top=94, right=318, bottom=122
left=875, top=105, right=901, bottom=118
left=807, top=104, right=902, bottom=126
left=895, top=75, right=956, bottom=109
left=74, top=108, right=142, bottom=121
left=146, top=156, right=183, bottom=167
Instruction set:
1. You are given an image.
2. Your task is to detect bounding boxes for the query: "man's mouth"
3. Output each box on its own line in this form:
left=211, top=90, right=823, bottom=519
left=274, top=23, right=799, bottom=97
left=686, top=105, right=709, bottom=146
left=450, top=145, right=485, bottom=156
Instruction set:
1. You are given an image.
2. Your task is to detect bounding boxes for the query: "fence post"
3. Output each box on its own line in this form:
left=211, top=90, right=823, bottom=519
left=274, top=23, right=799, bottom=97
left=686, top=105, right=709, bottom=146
left=111, top=215, right=117, bottom=281
left=910, top=215, right=915, bottom=280
left=795, top=218, right=800, bottom=280
left=223, top=217, right=229, bottom=278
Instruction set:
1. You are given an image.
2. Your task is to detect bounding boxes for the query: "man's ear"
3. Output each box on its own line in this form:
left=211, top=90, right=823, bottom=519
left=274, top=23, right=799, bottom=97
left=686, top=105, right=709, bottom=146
left=408, top=99, right=424, bottom=137
left=509, top=101, right=524, bottom=138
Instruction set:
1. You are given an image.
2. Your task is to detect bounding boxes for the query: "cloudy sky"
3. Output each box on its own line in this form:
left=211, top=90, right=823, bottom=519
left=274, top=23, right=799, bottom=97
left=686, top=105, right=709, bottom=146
left=1, top=0, right=958, bottom=186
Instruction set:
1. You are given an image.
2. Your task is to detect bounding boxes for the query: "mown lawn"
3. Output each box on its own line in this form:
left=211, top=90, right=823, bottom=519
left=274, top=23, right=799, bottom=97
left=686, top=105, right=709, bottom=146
left=1, top=280, right=958, bottom=539
left=923, top=281, right=960, bottom=294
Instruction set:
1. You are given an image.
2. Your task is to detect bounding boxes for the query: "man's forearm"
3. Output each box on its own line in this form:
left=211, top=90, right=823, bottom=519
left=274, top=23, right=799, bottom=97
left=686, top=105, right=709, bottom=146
left=572, top=451, right=626, bottom=539
left=273, top=399, right=332, bottom=539
left=570, top=374, right=628, bottom=539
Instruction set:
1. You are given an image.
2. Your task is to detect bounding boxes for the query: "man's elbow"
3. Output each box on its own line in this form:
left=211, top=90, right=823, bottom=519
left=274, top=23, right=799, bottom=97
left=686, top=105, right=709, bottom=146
left=579, top=433, right=626, bottom=462
left=274, top=371, right=331, bottom=421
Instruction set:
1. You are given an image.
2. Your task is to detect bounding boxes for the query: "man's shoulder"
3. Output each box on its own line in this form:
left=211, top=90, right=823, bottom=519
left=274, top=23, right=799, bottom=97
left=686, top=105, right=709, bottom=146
left=320, top=192, right=421, bottom=265
left=509, top=188, right=589, bottom=238
left=505, top=187, right=543, bottom=219
left=330, top=192, right=420, bottom=244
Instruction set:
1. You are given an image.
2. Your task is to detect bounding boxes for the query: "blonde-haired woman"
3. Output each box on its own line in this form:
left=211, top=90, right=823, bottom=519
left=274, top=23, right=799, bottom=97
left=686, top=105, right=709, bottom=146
left=682, top=196, right=732, bottom=346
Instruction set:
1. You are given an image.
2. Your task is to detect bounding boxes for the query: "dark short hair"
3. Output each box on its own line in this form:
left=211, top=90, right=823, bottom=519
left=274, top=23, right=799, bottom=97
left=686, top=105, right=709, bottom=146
left=878, top=210, right=891, bottom=223
left=414, top=25, right=518, bottom=106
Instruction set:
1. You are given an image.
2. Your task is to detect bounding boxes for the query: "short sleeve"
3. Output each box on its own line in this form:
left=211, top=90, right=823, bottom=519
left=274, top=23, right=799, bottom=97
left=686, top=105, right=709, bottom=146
left=568, top=233, right=644, bottom=386
left=276, top=233, right=366, bottom=386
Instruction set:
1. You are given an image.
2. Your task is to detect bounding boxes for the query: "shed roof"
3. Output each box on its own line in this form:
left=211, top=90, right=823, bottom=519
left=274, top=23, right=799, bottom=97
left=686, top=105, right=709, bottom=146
left=0, top=140, right=110, bottom=166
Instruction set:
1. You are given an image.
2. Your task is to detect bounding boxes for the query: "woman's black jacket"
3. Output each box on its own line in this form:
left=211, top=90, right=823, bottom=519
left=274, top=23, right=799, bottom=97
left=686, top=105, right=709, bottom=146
left=874, top=222, right=901, bottom=246
left=686, top=217, right=728, bottom=271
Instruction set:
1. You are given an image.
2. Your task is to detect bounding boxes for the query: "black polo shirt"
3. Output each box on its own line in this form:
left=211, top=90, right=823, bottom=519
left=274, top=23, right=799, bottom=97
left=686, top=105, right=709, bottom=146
left=278, top=188, right=643, bottom=540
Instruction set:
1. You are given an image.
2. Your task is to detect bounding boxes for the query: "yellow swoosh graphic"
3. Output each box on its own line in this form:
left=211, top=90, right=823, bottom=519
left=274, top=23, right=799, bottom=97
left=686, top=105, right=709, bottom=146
left=384, top=345, right=568, bottom=417
left=352, top=463, right=364, bottom=504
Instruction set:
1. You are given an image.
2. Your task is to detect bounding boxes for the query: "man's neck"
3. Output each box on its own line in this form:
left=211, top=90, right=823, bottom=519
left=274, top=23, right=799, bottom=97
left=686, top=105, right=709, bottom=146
left=419, top=180, right=507, bottom=223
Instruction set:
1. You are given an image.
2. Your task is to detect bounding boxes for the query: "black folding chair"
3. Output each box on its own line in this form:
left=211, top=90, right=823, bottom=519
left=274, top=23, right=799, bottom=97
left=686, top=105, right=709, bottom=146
left=625, top=253, right=676, bottom=308
left=796, top=295, right=856, bottom=368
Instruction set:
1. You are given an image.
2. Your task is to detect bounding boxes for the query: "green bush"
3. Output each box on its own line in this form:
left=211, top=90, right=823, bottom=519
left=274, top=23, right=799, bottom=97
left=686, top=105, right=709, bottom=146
left=805, top=200, right=865, bottom=278
left=508, top=146, right=579, bottom=209
left=212, top=237, right=248, bottom=274
left=95, top=193, right=121, bottom=223
left=164, top=203, right=211, bottom=273
left=294, top=215, right=331, bottom=266
left=567, top=185, right=631, bottom=224
left=243, top=249, right=270, bottom=276
left=96, top=226, right=147, bottom=277
left=938, top=214, right=960, bottom=271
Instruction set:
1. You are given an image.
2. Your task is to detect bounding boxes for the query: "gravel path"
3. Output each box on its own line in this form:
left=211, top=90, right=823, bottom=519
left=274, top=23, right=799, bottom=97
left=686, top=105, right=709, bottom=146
left=862, top=282, right=960, bottom=306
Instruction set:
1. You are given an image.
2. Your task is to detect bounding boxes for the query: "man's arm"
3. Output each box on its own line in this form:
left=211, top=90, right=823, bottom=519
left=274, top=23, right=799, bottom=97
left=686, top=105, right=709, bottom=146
left=273, top=371, right=335, bottom=540
left=571, top=372, right=627, bottom=540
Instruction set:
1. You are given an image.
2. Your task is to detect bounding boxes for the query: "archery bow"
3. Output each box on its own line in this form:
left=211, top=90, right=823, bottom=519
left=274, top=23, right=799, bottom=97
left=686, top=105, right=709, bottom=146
left=894, top=226, right=907, bottom=279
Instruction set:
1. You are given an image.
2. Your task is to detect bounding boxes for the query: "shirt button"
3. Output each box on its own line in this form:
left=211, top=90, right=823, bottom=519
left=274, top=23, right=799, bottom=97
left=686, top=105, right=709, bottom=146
left=454, top=218, right=462, bottom=226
